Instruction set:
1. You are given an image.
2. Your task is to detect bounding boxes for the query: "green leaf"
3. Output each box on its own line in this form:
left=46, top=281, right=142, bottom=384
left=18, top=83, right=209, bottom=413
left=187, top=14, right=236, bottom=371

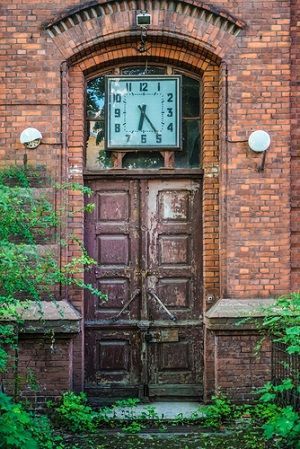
left=260, top=392, right=276, bottom=403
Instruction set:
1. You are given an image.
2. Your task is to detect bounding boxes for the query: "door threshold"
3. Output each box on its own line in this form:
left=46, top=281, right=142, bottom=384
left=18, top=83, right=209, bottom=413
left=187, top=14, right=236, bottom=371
left=89, top=400, right=205, bottom=421
left=116, top=401, right=205, bottom=421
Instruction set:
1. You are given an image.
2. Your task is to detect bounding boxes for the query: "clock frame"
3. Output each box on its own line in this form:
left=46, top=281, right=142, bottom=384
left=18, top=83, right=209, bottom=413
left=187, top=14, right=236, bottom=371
left=105, top=75, right=182, bottom=151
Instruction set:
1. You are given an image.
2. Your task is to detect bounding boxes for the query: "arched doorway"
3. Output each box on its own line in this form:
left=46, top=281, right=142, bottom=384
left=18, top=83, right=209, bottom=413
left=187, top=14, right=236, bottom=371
left=84, top=64, right=204, bottom=400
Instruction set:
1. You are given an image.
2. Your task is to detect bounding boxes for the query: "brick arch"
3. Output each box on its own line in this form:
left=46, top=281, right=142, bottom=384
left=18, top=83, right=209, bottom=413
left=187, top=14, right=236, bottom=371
left=57, top=2, right=238, bottom=392
left=76, top=41, right=219, bottom=75
left=44, top=0, right=245, bottom=62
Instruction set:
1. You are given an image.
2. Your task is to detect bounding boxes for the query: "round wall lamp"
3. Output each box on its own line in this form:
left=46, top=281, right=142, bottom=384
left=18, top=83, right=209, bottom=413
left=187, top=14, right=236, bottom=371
left=20, top=127, right=42, bottom=149
left=248, top=130, right=271, bottom=172
left=248, top=130, right=271, bottom=153
left=19, top=127, right=42, bottom=167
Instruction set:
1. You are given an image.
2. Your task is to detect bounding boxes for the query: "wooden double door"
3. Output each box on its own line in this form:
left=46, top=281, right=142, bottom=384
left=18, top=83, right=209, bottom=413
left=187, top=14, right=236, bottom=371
left=84, top=175, right=203, bottom=400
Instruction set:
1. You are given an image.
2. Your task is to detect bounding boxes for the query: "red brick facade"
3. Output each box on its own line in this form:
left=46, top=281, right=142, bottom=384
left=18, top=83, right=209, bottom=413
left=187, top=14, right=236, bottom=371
left=1, top=0, right=297, bottom=402
left=3, top=337, right=73, bottom=408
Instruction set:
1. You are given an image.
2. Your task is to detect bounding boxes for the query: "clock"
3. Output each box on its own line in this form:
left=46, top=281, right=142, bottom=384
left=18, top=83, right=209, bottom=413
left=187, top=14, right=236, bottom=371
left=105, top=75, right=181, bottom=150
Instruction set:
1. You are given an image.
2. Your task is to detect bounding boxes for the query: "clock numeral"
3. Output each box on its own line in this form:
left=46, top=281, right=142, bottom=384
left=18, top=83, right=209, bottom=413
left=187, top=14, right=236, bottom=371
left=114, top=108, right=121, bottom=118
left=167, top=93, right=173, bottom=102
left=113, top=93, right=122, bottom=103
left=167, top=108, right=173, bottom=117
left=156, top=133, right=162, bottom=143
left=140, top=82, right=148, bottom=92
left=126, top=134, right=131, bottom=143
left=157, top=82, right=160, bottom=91
left=115, top=124, right=121, bottom=133
left=126, top=82, right=132, bottom=92
left=167, top=123, right=173, bottom=132
left=141, top=134, right=147, bottom=143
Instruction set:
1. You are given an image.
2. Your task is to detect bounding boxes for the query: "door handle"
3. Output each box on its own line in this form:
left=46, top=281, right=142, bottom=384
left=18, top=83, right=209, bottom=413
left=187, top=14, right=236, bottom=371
left=147, top=289, right=177, bottom=322
left=111, top=288, right=140, bottom=322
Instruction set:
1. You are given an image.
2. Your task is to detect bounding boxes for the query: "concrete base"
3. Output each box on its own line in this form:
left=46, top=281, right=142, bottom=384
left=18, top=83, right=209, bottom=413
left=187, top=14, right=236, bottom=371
left=111, top=402, right=205, bottom=421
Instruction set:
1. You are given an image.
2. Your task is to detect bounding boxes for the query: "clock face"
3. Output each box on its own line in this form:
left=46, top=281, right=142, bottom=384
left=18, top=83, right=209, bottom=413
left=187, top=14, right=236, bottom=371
left=105, top=75, right=181, bottom=150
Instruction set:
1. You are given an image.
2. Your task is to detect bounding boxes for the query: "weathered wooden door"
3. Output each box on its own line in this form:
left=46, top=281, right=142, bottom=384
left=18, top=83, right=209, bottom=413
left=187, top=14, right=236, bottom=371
left=84, top=176, right=203, bottom=400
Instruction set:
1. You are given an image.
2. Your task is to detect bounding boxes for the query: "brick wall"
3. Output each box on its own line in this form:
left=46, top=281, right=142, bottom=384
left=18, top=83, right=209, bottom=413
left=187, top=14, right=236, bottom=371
left=1, top=0, right=296, bottom=400
left=291, top=0, right=300, bottom=290
left=214, top=332, right=272, bottom=401
left=1, top=0, right=291, bottom=300
left=2, top=337, right=73, bottom=407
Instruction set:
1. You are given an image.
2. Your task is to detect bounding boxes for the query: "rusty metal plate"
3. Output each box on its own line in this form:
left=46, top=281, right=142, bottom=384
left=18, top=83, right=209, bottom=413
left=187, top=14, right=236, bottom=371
left=160, top=329, right=179, bottom=342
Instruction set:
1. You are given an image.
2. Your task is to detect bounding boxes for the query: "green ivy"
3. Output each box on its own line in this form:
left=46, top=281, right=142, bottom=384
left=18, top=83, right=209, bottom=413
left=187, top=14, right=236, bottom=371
left=0, top=165, right=49, bottom=188
left=0, top=164, right=106, bottom=373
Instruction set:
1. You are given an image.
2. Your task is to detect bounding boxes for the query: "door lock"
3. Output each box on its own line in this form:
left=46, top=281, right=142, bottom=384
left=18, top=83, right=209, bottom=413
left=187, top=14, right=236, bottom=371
left=145, top=332, right=153, bottom=343
left=145, top=331, right=161, bottom=343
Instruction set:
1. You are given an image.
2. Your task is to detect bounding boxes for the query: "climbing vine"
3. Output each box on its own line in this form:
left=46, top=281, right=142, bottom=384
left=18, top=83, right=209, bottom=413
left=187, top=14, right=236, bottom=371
left=0, top=165, right=104, bottom=377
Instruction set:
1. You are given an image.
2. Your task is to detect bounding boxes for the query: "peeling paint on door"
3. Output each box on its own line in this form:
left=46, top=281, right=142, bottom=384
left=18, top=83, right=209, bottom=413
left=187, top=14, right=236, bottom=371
left=84, top=177, right=203, bottom=400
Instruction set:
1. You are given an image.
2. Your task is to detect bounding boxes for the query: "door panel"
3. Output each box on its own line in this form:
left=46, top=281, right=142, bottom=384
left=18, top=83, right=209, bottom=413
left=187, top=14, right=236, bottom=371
left=85, top=180, right=141, bottom=397
left=146, top=180, right=202, bottom=321
left=85, top=180, right=140, bottom=323
left=145, top=180, right=203, bottom=397
left=84, top=177, right=203, bottom=400
left=85, top=327, right=141, bottom=398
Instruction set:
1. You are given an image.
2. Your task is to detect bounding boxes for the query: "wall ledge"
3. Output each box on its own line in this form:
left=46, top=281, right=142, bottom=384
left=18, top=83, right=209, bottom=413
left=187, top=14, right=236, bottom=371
left=205, top=298, right=277, bottom=330
left=2, top=300, right=81, bottom=334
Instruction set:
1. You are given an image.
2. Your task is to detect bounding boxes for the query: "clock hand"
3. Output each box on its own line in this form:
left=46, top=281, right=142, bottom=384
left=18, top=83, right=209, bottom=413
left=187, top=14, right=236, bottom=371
left=138, top=105, right=158, bottom=133
left=138, top=104, right=146, bottom=131
left=144, top=113, right=158, bottom=133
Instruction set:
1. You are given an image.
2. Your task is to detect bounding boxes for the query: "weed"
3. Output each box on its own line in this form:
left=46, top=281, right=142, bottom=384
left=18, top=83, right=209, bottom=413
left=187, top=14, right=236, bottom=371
left=202, top=392, right=233, bottom=429
left=139, top=405, right=160, bottom=421
left=114, top=398, right=140, bottom=408
left=121, top=421, right=145, bottom=433
left=97, top=406, right=115, bottom=424
left=52, top=392, right=98, bottom=433
left=112, top=397, right=140, bottom=420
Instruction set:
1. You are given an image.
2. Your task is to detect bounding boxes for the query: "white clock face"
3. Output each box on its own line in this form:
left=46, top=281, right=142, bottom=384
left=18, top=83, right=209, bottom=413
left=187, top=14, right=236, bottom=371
left=106, top=76, right=181, bottom=150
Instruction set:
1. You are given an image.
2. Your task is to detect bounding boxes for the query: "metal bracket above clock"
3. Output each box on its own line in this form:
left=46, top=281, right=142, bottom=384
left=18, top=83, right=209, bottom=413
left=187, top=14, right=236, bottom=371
left=105, top=75, right=182, bottom=151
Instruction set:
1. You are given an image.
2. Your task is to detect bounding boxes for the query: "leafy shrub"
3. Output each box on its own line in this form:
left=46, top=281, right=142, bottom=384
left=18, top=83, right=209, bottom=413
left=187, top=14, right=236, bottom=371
left=0, top=392, right=38, bottom=449
left=248, top=402, right=281, bottom=423
left=258, top=294, right=300, bottom=448
left=202, top=392, right=233, bottom=428
left=262, top=293, right=300, bottom=355
left=52, top=392, right=98, bottom=433
left=263, top=406, right=300, bottom=449
left=257, top=379, right=295, bottom=404
left=255, top=380, right=300, bottom=448
left=0, top=392, right=63, bottom=449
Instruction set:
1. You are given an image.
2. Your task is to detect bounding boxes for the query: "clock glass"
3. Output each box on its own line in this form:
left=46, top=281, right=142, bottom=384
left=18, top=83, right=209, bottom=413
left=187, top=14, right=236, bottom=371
left=105, top=75, right=181, bottom=150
